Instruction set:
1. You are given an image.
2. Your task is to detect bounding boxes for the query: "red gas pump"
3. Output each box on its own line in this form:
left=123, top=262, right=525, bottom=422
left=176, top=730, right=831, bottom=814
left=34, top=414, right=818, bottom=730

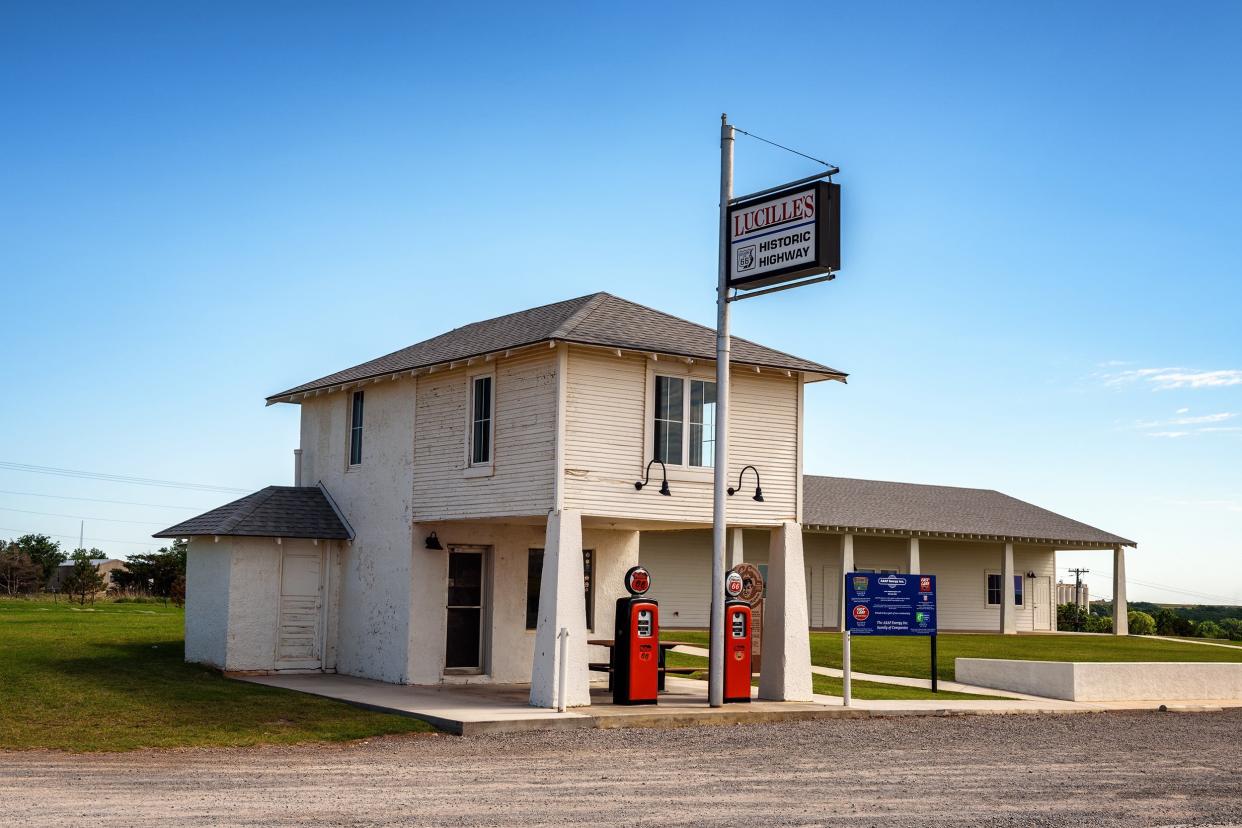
left=612, top=565, right=659, bottom=705
left=723, top=570, right=752, bottom=703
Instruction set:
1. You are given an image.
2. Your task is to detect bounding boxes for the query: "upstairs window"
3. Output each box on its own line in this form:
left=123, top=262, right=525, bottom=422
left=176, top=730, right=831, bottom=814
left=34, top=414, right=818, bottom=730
left=469, top=375, right=493, bottom=466
left=349, top=391, right=364, bottom=466
left=653, top=376, right=716, bottom=468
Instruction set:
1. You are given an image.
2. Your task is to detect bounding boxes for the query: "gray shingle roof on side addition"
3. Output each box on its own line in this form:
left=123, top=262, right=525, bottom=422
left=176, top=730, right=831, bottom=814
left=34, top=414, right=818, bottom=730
left=267, top=292, right=846, bottom=402
left=802, top=475, right=1135, bottom=547
left=153, top=486, right=353, bottom=540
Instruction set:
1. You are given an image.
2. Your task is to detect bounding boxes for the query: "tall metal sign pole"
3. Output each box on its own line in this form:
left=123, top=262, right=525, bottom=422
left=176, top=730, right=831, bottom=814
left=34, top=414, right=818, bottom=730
left=709, top=114, right=734, bottom=708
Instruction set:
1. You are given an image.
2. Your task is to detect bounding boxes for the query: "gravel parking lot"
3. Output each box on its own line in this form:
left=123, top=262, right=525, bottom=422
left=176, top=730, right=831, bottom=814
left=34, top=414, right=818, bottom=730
left=3, top=709, right=1240, bottom=827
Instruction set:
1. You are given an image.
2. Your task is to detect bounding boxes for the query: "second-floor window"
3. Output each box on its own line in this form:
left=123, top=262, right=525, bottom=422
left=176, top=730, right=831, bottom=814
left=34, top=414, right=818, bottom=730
left=349, top=390, right=364, bottom=466
left=469, top=375, right=493, bottom=465
left=653, top=376, right=716, bottom=468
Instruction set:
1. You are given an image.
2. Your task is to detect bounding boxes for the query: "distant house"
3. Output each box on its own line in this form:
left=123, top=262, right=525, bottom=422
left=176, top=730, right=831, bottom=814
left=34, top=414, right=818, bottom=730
left=47, top=558, right=126, bottom=592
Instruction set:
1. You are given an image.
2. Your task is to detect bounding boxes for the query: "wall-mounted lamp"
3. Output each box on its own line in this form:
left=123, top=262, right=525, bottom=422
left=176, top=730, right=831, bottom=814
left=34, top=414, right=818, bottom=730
left=635, top=459, right=672, bottom=496
left=727, top=465, right=764, bottom=502
left=425, top=532, right=444, bottom=550
left=1026, top=571, right=1037, bottom=579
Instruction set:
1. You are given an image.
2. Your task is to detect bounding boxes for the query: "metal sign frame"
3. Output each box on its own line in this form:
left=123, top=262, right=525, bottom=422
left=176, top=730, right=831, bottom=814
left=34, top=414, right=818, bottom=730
left=726, top=180, right=841, bottom=292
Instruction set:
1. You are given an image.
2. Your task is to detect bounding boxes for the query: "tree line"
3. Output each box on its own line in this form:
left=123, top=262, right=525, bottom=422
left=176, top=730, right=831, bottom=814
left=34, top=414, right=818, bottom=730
left=0, top=533, right=187, bottom=605
left=1058, top=602, right=1242, bottom=640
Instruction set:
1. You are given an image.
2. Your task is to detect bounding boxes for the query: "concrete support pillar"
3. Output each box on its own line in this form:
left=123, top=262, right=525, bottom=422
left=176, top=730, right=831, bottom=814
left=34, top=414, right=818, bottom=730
left=838, top=533, right=854, bottom=629
left=530, top=509, right=590, bottom=708
left=728, top=527, right=744, bottom=569
left=907, top=537, right=920, bottom=575
left=758, top=521, right=813, bottom=701
left=1000, top=542, right=1017, bottom=635
left=1112, top=545, right=1128, bottom=636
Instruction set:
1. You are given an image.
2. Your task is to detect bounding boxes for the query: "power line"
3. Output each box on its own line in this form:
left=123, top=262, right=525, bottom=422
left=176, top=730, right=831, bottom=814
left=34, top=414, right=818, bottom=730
left=1073, top=569, right=1241, bottom=605
left=0, top=489, right=201, bottom=511
left=0, top=461, right=249, bottom=494
left=734, top=127, right=836, bottom=169
left=0, top=506, right=166, bottom=526
left=0, top=526, right=157, bottom=548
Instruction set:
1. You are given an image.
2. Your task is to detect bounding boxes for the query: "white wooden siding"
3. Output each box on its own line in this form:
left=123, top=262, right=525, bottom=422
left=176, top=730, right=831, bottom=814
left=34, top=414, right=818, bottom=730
left=643, top=529, right=1057, bottom=632
left=562, top=347, right=800, bottom=525
left=413, top=350, right=557, bottom=520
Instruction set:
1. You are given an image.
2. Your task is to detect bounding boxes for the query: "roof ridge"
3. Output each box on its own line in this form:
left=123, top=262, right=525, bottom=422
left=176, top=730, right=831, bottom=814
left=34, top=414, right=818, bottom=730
left=803, top=474, right=996, bottom=494
left=218, top=486, right=278, bottom=534
left=551, top=292, right=611, bottom=339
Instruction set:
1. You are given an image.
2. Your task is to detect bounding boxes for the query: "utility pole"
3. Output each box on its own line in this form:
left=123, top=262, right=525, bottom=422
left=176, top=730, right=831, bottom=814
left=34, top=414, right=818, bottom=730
left=709, top=113, right=734, bottom=709
left=1069, top=568, right=1089, bottom=611
left=79, top=520, right=84, bottom=553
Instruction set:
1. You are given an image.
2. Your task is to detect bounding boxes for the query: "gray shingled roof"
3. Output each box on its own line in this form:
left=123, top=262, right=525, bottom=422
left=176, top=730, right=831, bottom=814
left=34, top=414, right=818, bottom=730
left=802, top=475, right=1134, bottom=547
left=153, top=486, right=353, bottom=540
left=267, top=292, right=846, bottom=402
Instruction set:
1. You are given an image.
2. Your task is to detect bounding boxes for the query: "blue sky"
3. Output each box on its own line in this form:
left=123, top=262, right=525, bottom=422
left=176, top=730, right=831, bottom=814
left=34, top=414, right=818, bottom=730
left=2, top=2, right=1239, bottom=604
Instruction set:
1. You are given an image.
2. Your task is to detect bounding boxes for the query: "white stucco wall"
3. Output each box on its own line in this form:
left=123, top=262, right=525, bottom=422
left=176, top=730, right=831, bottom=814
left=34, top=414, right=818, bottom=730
left=300, top=379, right=416, bottom=684
left=225, top=538, right=282, bottom=671
left=185, top=538, right=231, bottom=669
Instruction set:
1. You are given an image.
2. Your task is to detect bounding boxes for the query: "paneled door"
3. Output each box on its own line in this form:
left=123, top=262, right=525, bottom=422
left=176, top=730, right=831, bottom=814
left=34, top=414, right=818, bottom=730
left=276, top=546, right=325, bottom=669
left=1032, top=576, right=1052, bottom=631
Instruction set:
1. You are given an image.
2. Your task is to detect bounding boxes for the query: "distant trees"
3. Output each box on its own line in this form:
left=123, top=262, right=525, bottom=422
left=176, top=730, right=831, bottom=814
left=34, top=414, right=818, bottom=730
left=1057, top=603, right=1114, bottom=633
left=1127, top=610, right=1156, bottom=636
left=13, top=534, right=65, bottom=584
left=1153, top=608, right=1195, bottom=637
left=1060, top=602, right=1242, bottom=640
left=0, top=543, right=43, bottom=595
left=112, top=540, right=187, bottom=605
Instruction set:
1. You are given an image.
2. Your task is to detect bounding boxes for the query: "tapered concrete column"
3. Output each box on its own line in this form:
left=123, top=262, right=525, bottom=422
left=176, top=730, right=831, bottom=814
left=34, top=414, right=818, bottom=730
left=727, top=527, right=745, bottom=569
left=1113, top=545, right=1128, bottom=636
left=530, top=509, right=590, bottom=708
left=907, top=537, right=920, bottom=575
left=838, top=533, right=855, bottom=629
left=1000, top=542, right=1017, bottom=635
left=758, top=521, right=813, bottom=701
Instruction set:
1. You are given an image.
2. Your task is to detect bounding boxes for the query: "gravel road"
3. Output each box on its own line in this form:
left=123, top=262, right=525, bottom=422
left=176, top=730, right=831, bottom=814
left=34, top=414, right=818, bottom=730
left=3, top=710, right=1240, bottom=827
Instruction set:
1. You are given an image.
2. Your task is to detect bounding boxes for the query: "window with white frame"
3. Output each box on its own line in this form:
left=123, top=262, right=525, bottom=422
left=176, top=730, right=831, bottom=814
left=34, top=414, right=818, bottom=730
left=348, top=390, right=364, bottom=466
left=469, top=375, right=494, bottom=466
left=653, top=375, right=716, bottom=468
left=986, top=573, right=1024, bottom=606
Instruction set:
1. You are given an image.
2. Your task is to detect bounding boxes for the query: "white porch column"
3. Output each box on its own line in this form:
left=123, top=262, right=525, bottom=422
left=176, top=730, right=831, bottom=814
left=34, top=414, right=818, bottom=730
left=907, top=537, right=920, bottom=574
left=530, top=509, right=590, bottom=708
left=1112, top=545, right=1128, bottom=636
left=728, top=527, right=745, bottom=569
left=1000, top=542, right=1017, bottom=635
left=758, top=521, right=813, bottom=701
left=838, top=533, right=854, bottom=629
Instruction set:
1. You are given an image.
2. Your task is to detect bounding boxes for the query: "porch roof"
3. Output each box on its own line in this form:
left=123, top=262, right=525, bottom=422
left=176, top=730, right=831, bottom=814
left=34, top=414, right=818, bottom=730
left=153, top=484, right=354, bottom=540
left=801, top=475, right=1135, bottom=548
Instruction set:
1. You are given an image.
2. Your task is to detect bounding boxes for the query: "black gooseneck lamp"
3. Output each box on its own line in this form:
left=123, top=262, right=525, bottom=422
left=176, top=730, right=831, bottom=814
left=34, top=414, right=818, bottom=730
left=727, top=464, right=764, bottom=502
left=425, top=532, right=444, bottom=550
left=634, top=459, right=672, bottom=496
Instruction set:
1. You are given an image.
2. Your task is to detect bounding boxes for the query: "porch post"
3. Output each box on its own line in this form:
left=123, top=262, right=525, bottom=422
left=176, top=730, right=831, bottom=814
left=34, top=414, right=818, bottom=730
left=838, top=533, right=854, bottom=629
left=728, top=527, right=745, bottom=569
left=758, top=521, right=813, bottom=701
left=1000, top=542, right=1017, bottom=634
left=530, top=509, right=590, bottom=708
left=1112, top=545, right=1128, bottom=636
left=907, top=536, right=920, bottom=574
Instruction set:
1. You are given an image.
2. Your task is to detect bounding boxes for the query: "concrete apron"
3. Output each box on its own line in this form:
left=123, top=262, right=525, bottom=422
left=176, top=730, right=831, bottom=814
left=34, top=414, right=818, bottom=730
left=234, top=673, right=1242, bottom=736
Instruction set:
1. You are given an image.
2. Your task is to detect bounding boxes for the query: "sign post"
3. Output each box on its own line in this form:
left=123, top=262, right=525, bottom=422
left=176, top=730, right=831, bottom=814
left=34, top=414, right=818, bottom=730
left=709, top=115, right=840, bottom=707
left=843, top=573, right=938, bottom=706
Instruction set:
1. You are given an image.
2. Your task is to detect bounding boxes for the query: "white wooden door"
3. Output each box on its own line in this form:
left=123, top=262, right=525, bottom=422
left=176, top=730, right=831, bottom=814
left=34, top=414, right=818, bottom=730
left=276, top=548, right=324, bottom=669
left=1032, top=576, right=1052, bottom=631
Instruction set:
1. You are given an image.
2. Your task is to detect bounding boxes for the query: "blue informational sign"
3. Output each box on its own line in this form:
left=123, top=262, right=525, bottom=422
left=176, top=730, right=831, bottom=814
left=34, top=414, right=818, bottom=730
left=844, top=572, right=937, bottom=636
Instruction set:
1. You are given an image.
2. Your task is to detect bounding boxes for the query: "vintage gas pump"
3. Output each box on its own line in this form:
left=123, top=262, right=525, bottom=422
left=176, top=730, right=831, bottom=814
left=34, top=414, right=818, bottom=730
left=723, top=570, right=752, bottom=703
left=612, top=565, right=659, bottom=705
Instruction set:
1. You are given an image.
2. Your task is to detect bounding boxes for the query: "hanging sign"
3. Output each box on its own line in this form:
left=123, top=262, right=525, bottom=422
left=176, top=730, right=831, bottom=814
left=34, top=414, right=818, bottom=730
left=727, top=180, right=840, bottom=290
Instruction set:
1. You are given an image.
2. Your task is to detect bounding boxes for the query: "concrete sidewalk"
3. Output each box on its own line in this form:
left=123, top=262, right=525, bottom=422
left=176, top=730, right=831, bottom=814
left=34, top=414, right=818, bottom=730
left=238, top=672, right=1242, bottom=735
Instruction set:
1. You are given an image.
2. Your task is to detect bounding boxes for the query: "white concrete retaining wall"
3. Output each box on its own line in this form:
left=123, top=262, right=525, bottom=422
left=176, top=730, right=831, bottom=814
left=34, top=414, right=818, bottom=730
left=956, top=658, right=1242, bottom=701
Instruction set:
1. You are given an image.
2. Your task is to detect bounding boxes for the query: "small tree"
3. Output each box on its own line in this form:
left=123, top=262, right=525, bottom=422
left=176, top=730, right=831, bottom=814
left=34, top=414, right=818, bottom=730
left=1195, top=620, right=1225, bottom=640
left=1220, top=618, right=1242, bottom=641
left=61, top=550, right=106, bottom=605
left=1085, top=614, right=1113, bottom=633
left=1127, top=610, right=1156, bottom=636
left=0, top=543, right=43, bottom=595
left=1153, top=608, right=1194, bottom=637
left=1057, top=603, right=1088, bottom=632
left=14, top=534, right=65, bottom=586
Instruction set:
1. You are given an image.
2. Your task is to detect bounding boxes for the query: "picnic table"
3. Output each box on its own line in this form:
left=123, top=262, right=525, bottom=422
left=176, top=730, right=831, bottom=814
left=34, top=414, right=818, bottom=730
left=587, top=638, right=700, bottom=691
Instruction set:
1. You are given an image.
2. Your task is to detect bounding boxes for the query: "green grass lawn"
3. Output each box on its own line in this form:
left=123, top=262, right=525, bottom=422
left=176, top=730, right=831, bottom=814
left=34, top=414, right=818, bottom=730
left=0, top=597, right=434, bottom=752
left=662, top=650, right=1004, bottom=701
left=664, top=629, right=1242, bottom=681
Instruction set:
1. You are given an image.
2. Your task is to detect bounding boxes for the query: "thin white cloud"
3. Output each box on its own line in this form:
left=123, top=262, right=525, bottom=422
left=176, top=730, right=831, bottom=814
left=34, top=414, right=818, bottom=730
left=1147, top=431, right=1191, bottom=438
left=1176, top=407, right=1190, bottom=414
left=1170, top=412, right=1236, bottom=425
left=1199, top=426, right=1242, bottom=433
left=1106, top=367, right=1242, bottom=390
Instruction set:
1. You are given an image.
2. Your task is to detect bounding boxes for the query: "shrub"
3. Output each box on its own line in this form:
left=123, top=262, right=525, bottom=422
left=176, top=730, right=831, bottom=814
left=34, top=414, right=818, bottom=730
left=1220, top=618, right=1242, bottom=641
left=1195, top=620, right=1225, bottom=640
left=1057, top=603, right=1089, bottom=632
left=1085, top=614, right=1114, bottom=634
left=1127, top=610, right=1156, bottom=636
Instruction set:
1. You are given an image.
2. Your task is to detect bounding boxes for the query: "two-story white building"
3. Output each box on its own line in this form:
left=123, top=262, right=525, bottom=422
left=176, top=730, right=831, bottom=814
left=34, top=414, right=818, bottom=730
left=156, top=292, right=1134, bottom=708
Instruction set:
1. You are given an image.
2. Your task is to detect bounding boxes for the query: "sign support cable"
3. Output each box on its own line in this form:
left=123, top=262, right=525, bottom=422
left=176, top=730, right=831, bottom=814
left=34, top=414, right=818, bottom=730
left=709, top=114, right=734, bottom=708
